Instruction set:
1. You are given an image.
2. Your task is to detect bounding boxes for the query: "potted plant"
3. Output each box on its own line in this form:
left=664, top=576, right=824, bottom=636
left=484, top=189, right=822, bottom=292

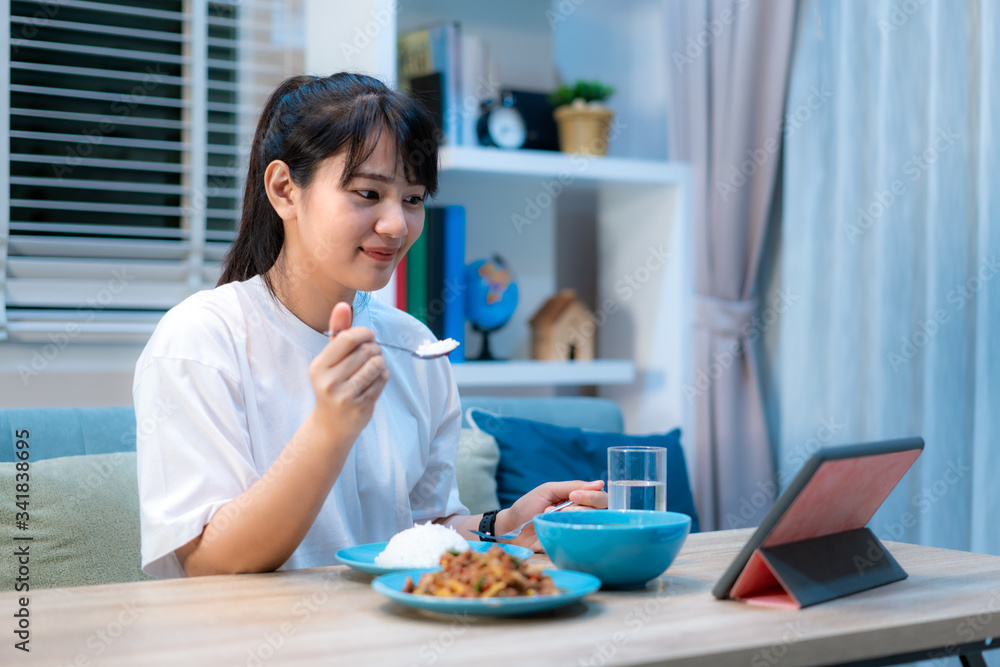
left=549, top=80, right=616, bottom=156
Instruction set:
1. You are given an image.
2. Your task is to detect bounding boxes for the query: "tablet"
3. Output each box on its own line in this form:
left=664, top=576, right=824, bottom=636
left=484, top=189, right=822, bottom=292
left=712, top=437, right=924, bottom=608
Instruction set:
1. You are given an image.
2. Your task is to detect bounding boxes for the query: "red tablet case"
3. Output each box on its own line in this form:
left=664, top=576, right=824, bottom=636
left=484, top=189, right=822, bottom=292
left=729, top=449, right=922, bottom=609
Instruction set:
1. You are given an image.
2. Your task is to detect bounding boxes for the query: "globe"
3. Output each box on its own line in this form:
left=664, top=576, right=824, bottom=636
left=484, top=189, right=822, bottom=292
left=465, top=256, right=518, bottom=360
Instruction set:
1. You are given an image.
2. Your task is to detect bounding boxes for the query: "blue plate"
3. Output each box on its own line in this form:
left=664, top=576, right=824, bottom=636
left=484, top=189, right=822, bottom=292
left=335, top=541, right=534, bottom=575
left=372, top=568, right=601, bottom=616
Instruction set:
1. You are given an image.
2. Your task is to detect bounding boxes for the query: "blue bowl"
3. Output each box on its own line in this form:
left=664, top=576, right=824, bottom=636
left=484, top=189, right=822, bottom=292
left=534, top=510, right=691, bottom=589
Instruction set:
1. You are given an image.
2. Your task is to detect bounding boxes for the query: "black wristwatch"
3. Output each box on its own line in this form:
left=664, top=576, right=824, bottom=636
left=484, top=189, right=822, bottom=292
left=479, top=509, right=500, bottom=542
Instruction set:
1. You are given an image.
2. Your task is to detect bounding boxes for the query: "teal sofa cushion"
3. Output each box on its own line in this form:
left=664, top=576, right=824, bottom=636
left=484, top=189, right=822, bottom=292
left=0, top=407, right=136, bottom=462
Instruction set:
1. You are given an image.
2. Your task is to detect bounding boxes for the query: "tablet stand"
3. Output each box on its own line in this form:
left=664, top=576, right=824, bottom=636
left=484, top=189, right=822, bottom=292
left=730, top=527, right=908, bottom=609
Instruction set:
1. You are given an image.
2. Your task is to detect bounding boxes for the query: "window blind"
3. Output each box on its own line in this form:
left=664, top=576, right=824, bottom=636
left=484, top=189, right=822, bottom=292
left=1, top=0, right=304, bottom=342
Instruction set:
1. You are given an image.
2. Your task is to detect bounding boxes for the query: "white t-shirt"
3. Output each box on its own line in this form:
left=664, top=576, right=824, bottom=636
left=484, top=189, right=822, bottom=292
left=133, top=275, right=467, bottom=578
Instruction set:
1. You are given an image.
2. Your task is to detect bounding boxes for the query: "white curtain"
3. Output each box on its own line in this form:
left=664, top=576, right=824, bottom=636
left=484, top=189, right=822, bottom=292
left=779, top=0, right=999, bottom=555
left=664, top=0, right=797, bottom=531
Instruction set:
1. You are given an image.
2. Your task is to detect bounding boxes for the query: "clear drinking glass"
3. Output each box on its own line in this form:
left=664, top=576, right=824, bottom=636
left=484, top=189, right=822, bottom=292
left=607, top=446, right=667, bottom=511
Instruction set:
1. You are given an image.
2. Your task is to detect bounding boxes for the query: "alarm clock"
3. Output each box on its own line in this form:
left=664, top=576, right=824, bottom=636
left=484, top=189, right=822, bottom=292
left=477, top=92, right=527, bottom=149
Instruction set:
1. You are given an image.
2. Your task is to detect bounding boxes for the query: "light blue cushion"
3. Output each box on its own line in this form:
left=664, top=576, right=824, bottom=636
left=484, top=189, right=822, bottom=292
left=467, top=410, right=699, bottom=533
left=0, top=407, right=136, bottom=463
left=460, top=397, right=624, bottom=433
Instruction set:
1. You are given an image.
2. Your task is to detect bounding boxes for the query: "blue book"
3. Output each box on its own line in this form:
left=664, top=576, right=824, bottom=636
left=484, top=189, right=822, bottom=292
left=442, top=205, right=466, bottom=363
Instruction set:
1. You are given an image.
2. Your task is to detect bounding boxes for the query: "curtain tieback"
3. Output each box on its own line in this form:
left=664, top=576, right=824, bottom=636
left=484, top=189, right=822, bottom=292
left=693, top=295, right=758, bottom=339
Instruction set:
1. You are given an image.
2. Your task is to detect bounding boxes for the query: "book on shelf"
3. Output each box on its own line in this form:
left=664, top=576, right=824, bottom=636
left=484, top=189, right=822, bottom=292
left=398, top=22, right=460, bottom=146
left=406, top=214, right=429, bottom=323
left=405, top=205, right=466, bottom=363
left=459, top=33, right=489, bottom=148
left=409, top=72, right=443, bottom=141
left=398, top=23, right=492, bottom=148
left=441, top=206, right=466, bottom=363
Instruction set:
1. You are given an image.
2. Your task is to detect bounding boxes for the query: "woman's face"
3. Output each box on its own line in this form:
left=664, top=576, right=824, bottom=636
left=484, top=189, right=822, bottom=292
left=276, top=131, right=426, bottom=301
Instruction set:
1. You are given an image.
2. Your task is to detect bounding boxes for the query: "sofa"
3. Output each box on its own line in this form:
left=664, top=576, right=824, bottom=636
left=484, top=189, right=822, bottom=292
left=0, top=397, right=694, bottom=589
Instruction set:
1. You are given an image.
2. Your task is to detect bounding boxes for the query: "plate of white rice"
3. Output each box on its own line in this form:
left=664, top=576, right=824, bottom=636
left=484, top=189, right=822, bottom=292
left=336, top=523, right=534, bottom=575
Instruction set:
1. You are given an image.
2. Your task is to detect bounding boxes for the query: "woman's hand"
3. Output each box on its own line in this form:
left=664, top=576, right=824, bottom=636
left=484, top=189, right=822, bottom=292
left=499, top=480, right=607, bottom=552
left=308, top=302, right=390, bottom=442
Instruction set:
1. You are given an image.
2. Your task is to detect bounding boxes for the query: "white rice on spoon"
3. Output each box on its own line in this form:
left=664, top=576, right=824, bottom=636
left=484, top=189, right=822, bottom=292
left=415, top=338, right=460, bottom=357
left=374, top=522, right=470, bottom=568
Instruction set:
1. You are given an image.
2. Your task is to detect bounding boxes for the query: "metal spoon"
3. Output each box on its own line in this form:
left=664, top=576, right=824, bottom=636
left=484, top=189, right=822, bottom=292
left=320, top=331, right=459, bottom=360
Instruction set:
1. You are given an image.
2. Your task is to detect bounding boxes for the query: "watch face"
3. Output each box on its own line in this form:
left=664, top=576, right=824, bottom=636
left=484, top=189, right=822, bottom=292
left=487, top=106, right=527, bottom=149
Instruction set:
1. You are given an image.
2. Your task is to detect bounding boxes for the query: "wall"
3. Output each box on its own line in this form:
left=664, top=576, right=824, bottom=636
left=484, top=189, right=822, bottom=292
left=0, top=343, right=142, bottom=408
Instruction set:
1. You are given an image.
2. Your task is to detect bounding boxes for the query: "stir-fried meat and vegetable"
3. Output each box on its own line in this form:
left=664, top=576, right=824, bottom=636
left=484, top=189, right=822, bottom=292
left=402, top=546, right=558, bottom=598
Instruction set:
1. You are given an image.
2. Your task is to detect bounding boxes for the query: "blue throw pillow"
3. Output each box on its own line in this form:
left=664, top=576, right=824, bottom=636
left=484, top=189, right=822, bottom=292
left=467, top=410, right=700, bottom=533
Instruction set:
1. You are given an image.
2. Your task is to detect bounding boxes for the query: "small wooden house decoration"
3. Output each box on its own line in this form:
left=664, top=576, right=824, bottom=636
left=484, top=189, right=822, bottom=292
left=529, top=289, right=596, bottom=361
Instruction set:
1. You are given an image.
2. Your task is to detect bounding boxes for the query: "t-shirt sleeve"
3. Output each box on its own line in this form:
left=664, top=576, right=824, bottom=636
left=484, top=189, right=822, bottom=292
left=134, top=322, right=259, bottom=578
left=410, top=364, right=469, bottom=523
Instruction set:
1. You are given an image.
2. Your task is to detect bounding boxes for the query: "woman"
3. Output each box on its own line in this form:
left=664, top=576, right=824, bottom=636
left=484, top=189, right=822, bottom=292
left=134, top=72, right=606, bottom=577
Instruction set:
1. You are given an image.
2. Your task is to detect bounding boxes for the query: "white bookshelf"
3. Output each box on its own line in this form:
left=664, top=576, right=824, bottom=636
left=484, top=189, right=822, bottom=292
left=439, top=146, right=690, bottom=187
left=306, top=0, right=694, bottom=436
left=453, top=360, right=635, bottom=388
left=432, top=146, right=690, bottom=392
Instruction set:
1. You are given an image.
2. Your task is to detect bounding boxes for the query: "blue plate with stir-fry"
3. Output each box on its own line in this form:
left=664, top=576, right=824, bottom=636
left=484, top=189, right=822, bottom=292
left=371, top=546, right=601, bottom=617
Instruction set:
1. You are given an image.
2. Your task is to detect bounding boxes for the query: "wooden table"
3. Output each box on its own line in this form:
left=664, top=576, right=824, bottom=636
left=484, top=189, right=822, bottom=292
left=5, top=529, right=1000, bottom=666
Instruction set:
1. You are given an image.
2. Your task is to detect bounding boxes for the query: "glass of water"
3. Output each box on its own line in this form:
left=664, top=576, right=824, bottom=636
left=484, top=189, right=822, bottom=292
left=607, top=446, right=667, bottom=511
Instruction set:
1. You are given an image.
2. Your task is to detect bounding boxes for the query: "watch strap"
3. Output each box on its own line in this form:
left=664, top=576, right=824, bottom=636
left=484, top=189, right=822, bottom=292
left=478, top=509, right=500, bottom=542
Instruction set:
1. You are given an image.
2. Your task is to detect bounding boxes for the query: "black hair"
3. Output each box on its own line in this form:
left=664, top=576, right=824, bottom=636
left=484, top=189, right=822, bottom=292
left=218, top=72, right=440, bottom=290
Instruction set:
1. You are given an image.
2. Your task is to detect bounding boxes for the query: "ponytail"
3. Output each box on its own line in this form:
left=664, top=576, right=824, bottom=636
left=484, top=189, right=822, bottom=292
left=218, top=76, right=312, bottom=291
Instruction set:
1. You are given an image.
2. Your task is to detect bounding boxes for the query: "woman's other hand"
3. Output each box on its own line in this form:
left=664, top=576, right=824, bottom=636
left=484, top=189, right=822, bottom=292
left=501, top=480, right=607, bottom=552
